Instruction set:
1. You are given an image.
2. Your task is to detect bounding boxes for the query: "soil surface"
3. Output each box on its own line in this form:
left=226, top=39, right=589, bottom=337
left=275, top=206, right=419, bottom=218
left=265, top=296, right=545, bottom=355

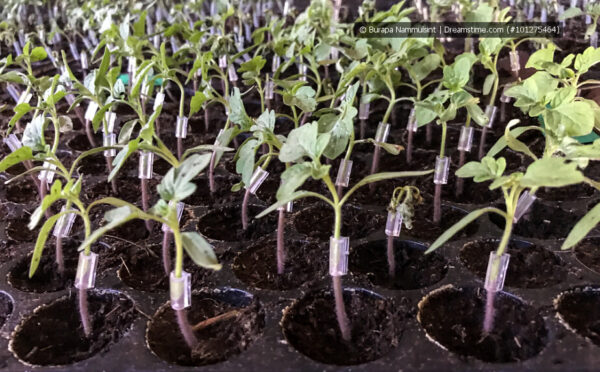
left=196, top=205, right=277, bottom=242
left=460, top=239, right=567, bottom=288
left=293, top=204, right=385, bottom=241
left=10, top=290, right=137, bottom=366
left=574, top=238, right=600, bottom=275
left=5, top=178, right=39, bottom=205
left=403, top=203, right=479, bottom=241
left=8, top=240, right=78, bottom=293
left=146, top=291, right=264, bottom=366
left=418, top=286, right=548, bottom=363
left=489, top=202, right=582, bottom=240
left=6, top=218, right=38, bottom=242
left=556, top=287, right=600, bottom=346
left=281, top=287, right=405, bottom=365
left=232, top=237, right=327, bottom=290
left=350, top=239, right=448, bottom=290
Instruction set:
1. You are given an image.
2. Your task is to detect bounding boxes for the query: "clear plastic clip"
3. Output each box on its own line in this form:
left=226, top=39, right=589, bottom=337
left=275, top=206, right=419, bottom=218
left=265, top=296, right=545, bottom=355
left=219, top=55, right=227, bottom=69
left=407, top=108, right=418, bottom=132
left=458, top=126, right=474, bottom=152
left=74, top=251, right=99, bottom=289
left=104, top=111, right=116, bottom=133
left=265, top=77, right=274, bottom=100
left=228, top=64, right=238, bottom=82
left=374, top=122, right=391, bottom=145
left=335, top=159, right=353, bottom=187
left=484, top=252, right=510, bottom=292
left=385, top=210, right=403, bottom=237
left=154, top=92, right=165, bottom=111
left=509, top=50, right=520, bottom=73
left=69, top=42, right=80, bottom=61
left=4, top=133, right=22, bottom=152
left=513, top=191, right=536, bottom=223
left=80, top=51, right=89, bottom=70
left=53, top=205, right=76, bottom=238
left=175, top=116, right=188, bottom=139
left=592, top=32, right=598, bottom=48
left=272, top=55, right=281, bottom=73
left=103, top=133, right=116, bottom=157
left=170, top=270, right=192, bottom=310
left=433, top=156, right=450, bottom=185
left=162, top=202, right=185, bottom=232
left=138, top=151, right=154, bottom=179
left=38, top=162, right=57, bottom=184
left=359, top=102, right=370, bottom=120
left=329, top=236, right=349, bottom=276
left=484, top=105, right=498, bottom=129
left=85, top=102, right=98, bottom=121
left=247, top=168, right=269, bottom=194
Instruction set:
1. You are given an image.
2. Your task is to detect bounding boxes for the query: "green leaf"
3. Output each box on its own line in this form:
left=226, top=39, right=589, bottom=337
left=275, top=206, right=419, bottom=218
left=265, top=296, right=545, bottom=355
left=521, top=158, right=584, bottom=187
left=22, top=115, right=46, bottom=152
left=181, top=232, right=221, bottom=270
left=487, top=122, right=543, bottom=158
left=30, top=47, right=47, bottom=62
left=189, top=90, right=209, bottom=117
left=228, top=87, right=253, bottom=130
left=257, top=190, right=333, bottom=218
left=133, top=11, right=147, bottom=37
left=483, top=74, right=495, bottom=96
left=158, top=154, right=212, bottom=201
left=108, top=140, right=139, bottom=181
left=559, top=7, right=583, bottom=20
left=276, top=163, right=312, bottom=200
left=526, top=44, right=555, bottom=69
left=0, top=146, right=33, bottom=171
left=426, top=207, right=505, bottom=254
left=413, top=54, right=440, bottom=82
left=30, top=210, right=70, bottom=277
left=235, top=139, right=259, bottom=186
left=554, top=101, right=595, bottom=137
left=562, top=203, right=600, bottom=250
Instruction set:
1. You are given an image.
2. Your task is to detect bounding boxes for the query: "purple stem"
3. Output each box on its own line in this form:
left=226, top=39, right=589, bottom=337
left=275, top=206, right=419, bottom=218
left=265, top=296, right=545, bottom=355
left=433, top=183, right=442, bottom=224
left=276, top=208, right=285, bottom=275
left=177, top=137, right=183, bottom=160
left=56, top=235, right=65, bottom=275
left=426, top=124, right=432, bottom=146
left=204, top=108, right=210, bottom=132
left=332, top=275, right=351, bottom=341
left=176, top=309, right=199, bottom=350
left=162, top=231, right=172, bottom=276
left=478, top=127, right=488, bottom=160
left=359, top=119, right=366, bottom=140
left=455, top=149, right=466, bottom=197
left=208, top=150, right=217, bottom=193
left=141, top=178, right=152, bottom=232
left=500, top=101, right=506, bottom=123
left=79, top=287, right=92, bottom=337
left=105, top=156, right=118, bottom=194
left=483, top=288, right=497, bottom=333
left=387, top=235, right=395, bottom=278
left=83, top=119, right=96, bottom=148
left=369, top=146, right=381, bottom=192
left=242, top=188, right=251, bottom=230
left=406, top=129, right=414, bottom=164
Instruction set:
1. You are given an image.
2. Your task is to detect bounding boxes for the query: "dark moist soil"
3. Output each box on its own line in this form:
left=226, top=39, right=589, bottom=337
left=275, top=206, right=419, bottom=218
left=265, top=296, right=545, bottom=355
left=117, top=244, right=216, bottom=292
left=109, top=219, right=152, bottom=242
left=196, top=205, right=277, bottom=242
left=2, top=162, right=27, bottom=176
left=146, top=291, right=264, bottom=366
left=185, top=175, right=242, bottom=207
left=460, top=239, right=567, bottom=289
left=10, top=290, right=137, bottom=366
left=0, top=241, right=30, bottom=265
left=418, top=286, right=548, bottom=363
left=232, top=237, right=327, bottom=290
left=0, top=292, right=12, bottom=329
left=6, top=218, right=39, bottom=242
left=574, top=237, right=600, bottom=275
left=66, top=133, right=103, bottom=152
left=5, top=178, right=40, bottom=205
left=376, top=149, right=439, bottom=173
left=8, top=239, right=79, bottom=293
left=402, top=203, right=479, bottom=241
left=350, top=239, right=448, bottom=290
left=76, top=153, right=107, bottom=175
left=349, top=179, right=398, bottom=206
left=555, top=287, right=600, bottom=346
left=83, top=177, right=158, bottom=204
left=536, top=183, right=597, bottom=202
left=420, top=173, right=500, bottom=205
left=489, top=202, right=582, bottom=240
left=281, top=287, right=405, bottom=365
left=293, top=204, right=385, bottom=241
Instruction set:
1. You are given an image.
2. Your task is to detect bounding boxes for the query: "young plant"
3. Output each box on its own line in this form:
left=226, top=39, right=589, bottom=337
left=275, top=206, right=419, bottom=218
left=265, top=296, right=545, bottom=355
left=385, top=186, right=422, bottom=278
left=256, top=83, right=431, bottom=340
left=77, top=154, right=221, bottom=349
left=415, top=52, right=487, bottom=224
left=427, top=131, right=585, bottom=332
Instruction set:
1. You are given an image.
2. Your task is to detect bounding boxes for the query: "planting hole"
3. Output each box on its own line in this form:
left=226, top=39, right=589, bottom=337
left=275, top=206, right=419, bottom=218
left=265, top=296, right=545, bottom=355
left=555, top=287, right=600, bottom=346
left=196, top=205, right=276, bottom=242
left=574, top=237, right=600, bottom=275
left=6, top=178, right=39, bottom=205
left=418, top=286, right=547, bottom=363
left=293, top=204, right=384, bottom=241
left=460, top=239, right=567, bottom=288
left=146, top=289, right=264, bottom=366
left=350, top=239, right=448, bottom=290
left=10, top=290, right=137, bottom=366
left=232, top=237, right=327, bottom=290
left=282, top=287, right=404, bottom=365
